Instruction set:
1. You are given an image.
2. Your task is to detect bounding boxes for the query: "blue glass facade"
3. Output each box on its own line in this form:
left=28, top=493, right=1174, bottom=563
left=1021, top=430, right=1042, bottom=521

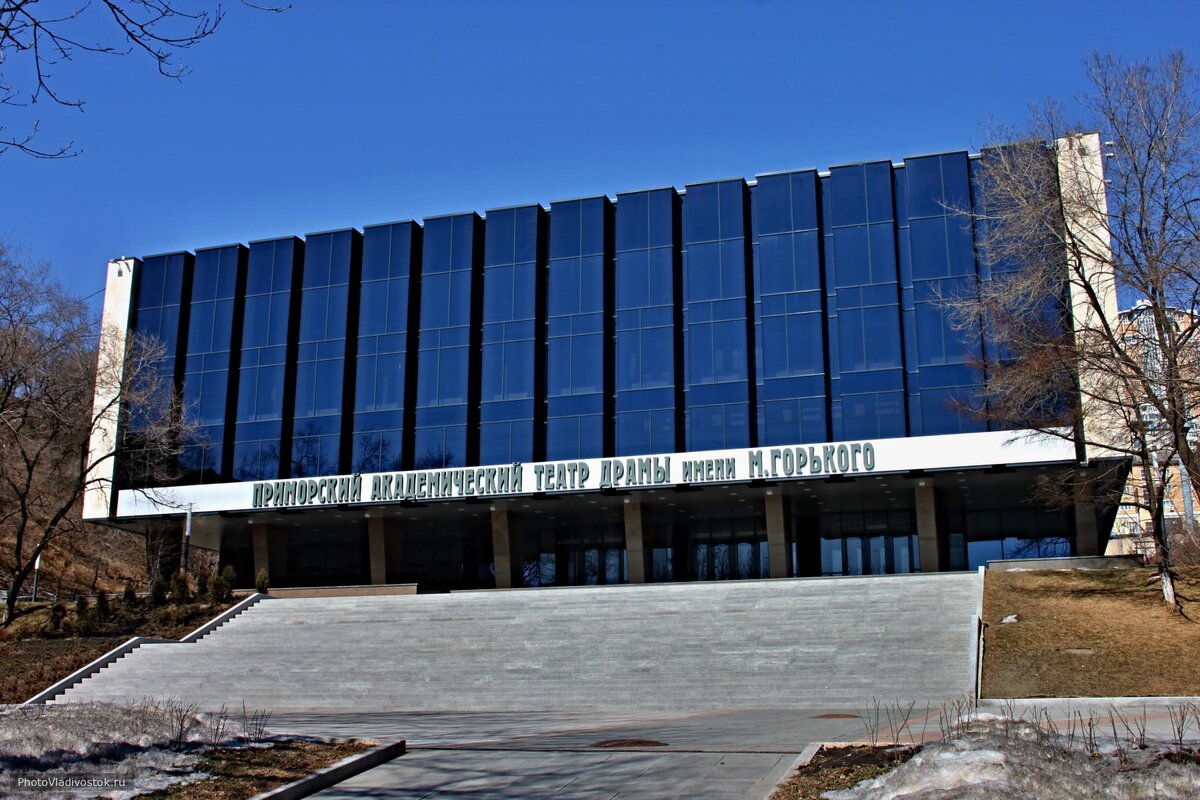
left=120, top=251, right=191, bottom=487
left=119, top=150, right=1025, bottom=488
left=682, top=179, right=755, bottom=451
left=614, top=188, right=683, bottom=456
left=108, top=145, right=1107, bottom=591
left=181, top=244, right=246, bottom=482
left=414, top=213, right=482, bottom=468
left=232, top=237, right=302, bottom=481
left=825, top=162, right=907, bottom=440
left=753, top=171, right=829, bottom=445
left=353, top=221, right=421, bottom=473
left=898, top=153, right=987, bottom=435
left=480, top=205, right=545, bottom=464
left=291, top=229, right=360, bottom=477
left=546, top=197, right=612, bottom=460
left=131, top=251, right=191, bottom=396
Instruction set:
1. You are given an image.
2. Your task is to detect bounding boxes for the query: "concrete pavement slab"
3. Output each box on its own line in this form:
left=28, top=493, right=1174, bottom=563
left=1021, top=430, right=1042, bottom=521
left=308, top=749, right=796, bottom=800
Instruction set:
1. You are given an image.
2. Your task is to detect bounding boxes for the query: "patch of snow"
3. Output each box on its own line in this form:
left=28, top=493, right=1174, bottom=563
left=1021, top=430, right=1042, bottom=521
left=0, top=701, right=268, bottom=799
left=823, top=719, right=1200, bottom=800
left=999, top=614, right=1019, bottom=624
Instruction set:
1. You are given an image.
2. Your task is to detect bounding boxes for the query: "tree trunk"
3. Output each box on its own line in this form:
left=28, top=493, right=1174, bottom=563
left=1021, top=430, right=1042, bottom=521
left=1159, top=563, right=1179, bottom=611
left=2, top=585, right=17, bottom=626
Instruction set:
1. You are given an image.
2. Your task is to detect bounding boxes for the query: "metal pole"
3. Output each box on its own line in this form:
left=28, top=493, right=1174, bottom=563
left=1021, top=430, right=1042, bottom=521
left=31, top=553, right=40, bottom=601
left=182, top=505, right=193, bottom=576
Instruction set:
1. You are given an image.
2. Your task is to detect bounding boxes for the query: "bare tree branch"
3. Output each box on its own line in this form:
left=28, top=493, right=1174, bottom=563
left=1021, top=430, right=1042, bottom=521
left=945, top=51, right=1200, bottom=609
left=0, top=242, right=194, bottom=624
left=0, top=0, right=283, bottom=158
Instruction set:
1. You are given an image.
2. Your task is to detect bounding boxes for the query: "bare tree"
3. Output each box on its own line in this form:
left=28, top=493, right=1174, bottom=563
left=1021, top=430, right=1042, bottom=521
left=0, top=0, right=284, bottom=158
left=950, top=52, right=1200, bottom=609
left=0, top=244, right=186, bottom=624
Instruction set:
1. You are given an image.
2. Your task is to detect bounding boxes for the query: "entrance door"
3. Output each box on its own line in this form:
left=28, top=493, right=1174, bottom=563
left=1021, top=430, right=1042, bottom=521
left=563, top=545, right=625, bottom=584
left=687, top=525, right=768, bottom=581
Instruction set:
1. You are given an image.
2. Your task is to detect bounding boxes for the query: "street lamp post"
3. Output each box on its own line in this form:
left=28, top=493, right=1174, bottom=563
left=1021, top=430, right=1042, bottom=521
left=31, top=553, right=41, bottom=601
left=182, top=504, right=193, bottom=577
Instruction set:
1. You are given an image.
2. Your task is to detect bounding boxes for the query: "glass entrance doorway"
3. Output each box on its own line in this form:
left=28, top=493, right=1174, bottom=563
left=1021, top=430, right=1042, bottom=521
left=820, top=534, right=918, bottom=575
left=518, top=517, right=627, bottom=587
left=642, top=505, right=770, bottom=582
left=674, top=515, right=770, bottom=581
left=561, top=544, right=627, bottom=585
left=814, top=507, right=919, bottom=576
left=689, top=533, right=768, bottom=580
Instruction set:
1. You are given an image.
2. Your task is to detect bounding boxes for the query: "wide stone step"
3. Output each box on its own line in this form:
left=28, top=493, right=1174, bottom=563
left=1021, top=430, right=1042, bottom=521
left=55, top=574, right=980, bottom=711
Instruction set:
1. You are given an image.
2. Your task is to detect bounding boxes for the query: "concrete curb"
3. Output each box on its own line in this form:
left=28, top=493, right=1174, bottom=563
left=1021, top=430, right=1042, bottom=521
left=181, top=592, right=268, bottom=642
left=968, top=566, right=986, bottom=702
left=246, top=740, right=406, bottom=800
left=761, top=742, right=822, bottom=800
left=23, top=636, right=173, bottom=704
left=23, top=592, right=269, bottom=704
left=979, top=696, right=1200, bottom=708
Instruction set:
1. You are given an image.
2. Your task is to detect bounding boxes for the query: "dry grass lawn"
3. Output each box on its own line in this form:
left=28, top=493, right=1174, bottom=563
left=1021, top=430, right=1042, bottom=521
left=769, top=745, right=919, bottom=800
left=0, top=600, right=236, bottom=703
left=983, top=567, right=1200, bottom=698
left=132, top=740, right=371, bottom=799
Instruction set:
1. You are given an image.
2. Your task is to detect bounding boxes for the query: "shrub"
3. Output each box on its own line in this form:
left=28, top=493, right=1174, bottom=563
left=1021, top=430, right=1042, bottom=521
left=210, top=575, right=231, bottom=603
left=48, top=601, right=66, bottom=631
left=95, top=589, right=109, bottom=621
left=170, top=572, right=190, bottom=605
left=220, top=565, right=236, bottom=586
left=148, top=576, right=168, bottom=607
left=75, top=610, right=98, bottom=636
left=194, top=566, right=211, bottom=600
left=254, top=569, right=269, bottom=595
left=74, top=595, right=89, bottom=616
left=122, top=582, right=137, bottom=607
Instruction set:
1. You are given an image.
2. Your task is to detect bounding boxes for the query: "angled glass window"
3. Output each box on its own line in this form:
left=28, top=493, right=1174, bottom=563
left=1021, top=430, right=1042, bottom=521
left=290, top=229, right=357, bottom=478
left=180, top=245, right=244, bottom=483
left=120, top=251, right=192, bottom=489
left=683, top=179, right=752, bottom=450
left=414, top=214, right=480, bottom=468
left=480, top=206, right=543, bottom=464
left=614, top=188, right=679, bottom=455
left=232, top=237, right=300, bottom=481
left=353, top=222, right=418, bottom=472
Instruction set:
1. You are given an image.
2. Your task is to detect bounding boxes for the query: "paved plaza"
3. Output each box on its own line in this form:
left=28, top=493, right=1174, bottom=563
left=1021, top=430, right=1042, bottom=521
left=275, top=708, right=864, bottom=800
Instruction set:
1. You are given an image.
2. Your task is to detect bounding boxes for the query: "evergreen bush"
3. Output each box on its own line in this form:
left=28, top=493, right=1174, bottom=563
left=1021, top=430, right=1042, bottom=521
left=170, top=572, right=190, bottom=605
left=209, top=575, right=230, bottom=603
left=49, top=601, right=66, bottom=631
left=194, top=566, right=211, bottom=600
left=148, top=576, right=168, bottom=607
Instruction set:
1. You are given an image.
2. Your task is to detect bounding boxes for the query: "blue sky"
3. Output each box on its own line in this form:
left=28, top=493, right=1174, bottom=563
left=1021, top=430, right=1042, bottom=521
left=2, top=1, right=1197, bottom=305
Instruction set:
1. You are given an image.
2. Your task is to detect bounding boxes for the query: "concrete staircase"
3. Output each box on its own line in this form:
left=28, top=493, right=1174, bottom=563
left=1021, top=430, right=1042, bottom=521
left=54, top=573, right=981, bottom=712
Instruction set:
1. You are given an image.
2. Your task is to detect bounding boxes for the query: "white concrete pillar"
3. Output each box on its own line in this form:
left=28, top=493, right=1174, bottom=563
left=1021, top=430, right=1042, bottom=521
left=83, top=259, right=139, bottom=521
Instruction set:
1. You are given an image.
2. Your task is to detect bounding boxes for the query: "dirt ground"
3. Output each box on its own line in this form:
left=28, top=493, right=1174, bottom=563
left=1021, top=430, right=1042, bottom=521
left=130, top=740, right=371, bottom=799
left=0, top=637, right=128, bottom=704
left=0, top=600, right=235, bottom=704
left=982, top=567, right=1200, bottom=698
left=770, top=746, right=919, bottom=800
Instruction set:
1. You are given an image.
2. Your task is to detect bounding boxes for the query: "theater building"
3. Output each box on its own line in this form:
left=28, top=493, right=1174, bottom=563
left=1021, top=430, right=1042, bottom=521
left=83, top=135, right=1123, bottom=590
